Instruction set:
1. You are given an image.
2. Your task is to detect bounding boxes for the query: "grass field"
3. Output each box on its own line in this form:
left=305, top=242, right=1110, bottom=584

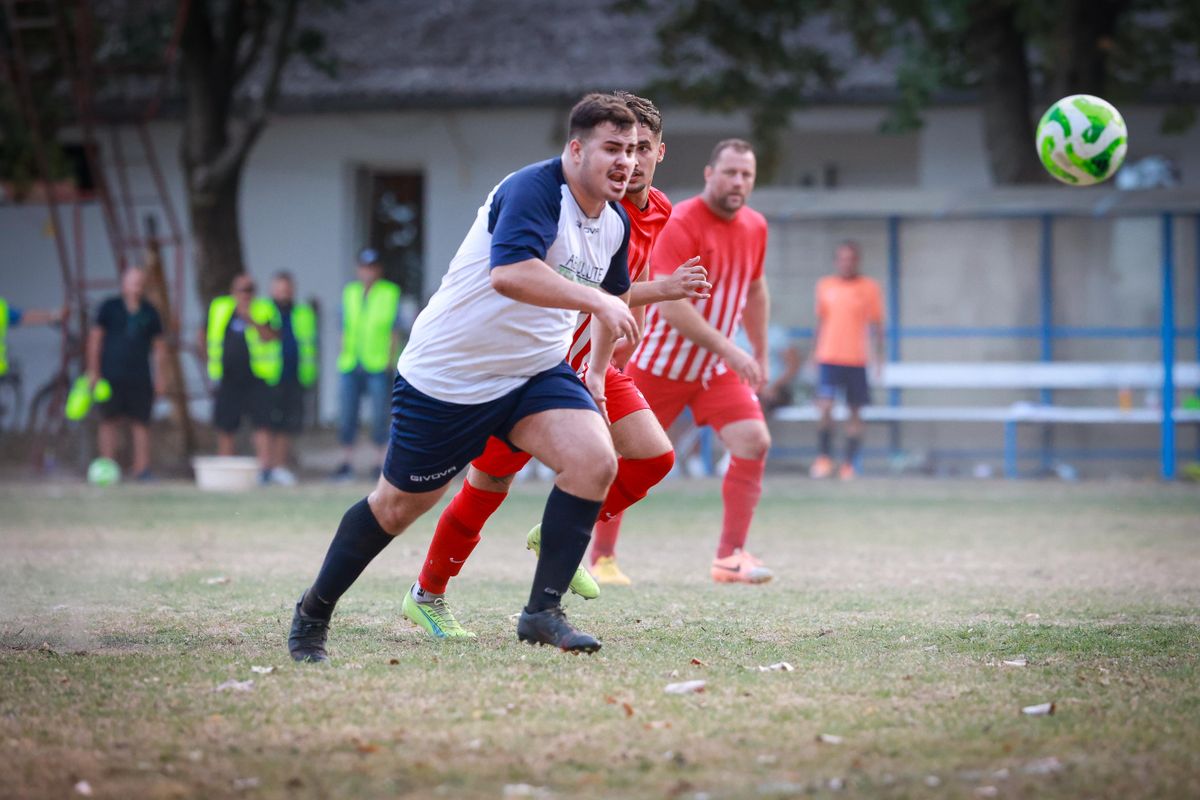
left=1, top=477, right=1198, bottom=800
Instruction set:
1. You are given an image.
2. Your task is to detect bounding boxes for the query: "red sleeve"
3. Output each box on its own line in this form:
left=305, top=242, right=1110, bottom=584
left=649, top=212, right=696, bottom=280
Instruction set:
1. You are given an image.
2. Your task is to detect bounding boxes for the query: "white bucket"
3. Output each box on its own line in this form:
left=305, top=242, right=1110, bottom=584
left=192, top=456, right=260, bottom=492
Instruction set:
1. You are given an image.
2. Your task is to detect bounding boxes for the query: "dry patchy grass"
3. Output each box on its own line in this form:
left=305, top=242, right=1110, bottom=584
left=1, top=478, right=1198, bottom=799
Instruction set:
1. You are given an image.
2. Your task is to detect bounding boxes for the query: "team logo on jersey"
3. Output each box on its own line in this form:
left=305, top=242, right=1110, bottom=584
left=555, top=254, right=605, bottom=287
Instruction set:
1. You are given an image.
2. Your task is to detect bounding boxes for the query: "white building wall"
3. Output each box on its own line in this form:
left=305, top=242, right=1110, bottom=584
left=2, top=103, right=1198, bottom=441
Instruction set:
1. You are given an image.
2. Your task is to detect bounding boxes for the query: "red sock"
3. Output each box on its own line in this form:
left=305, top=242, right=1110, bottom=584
left=718, top=456, right=765, bottom=558
left=418, top=482, right=506, bottom=594
left=597, top=451, right=675, bottom=522
left=591, top=511, right=623, bottom=563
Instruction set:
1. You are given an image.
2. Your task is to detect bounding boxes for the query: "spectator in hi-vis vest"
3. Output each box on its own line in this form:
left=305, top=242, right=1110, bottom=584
left=265, top=271, right=318, bottom=486
left=202, top=273, right=281, bottom=484
left=331, top=248, right=401, bottom=480
left=1, top=297, right=65, bottom=378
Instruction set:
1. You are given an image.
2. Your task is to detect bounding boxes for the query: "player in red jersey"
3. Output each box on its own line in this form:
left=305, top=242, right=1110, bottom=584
left=621, top=138, right=775, bottom=584
left=402, top=92, right=711, bottom=638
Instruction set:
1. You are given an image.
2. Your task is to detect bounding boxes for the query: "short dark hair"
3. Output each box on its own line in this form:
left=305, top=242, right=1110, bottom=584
left=836, top=240, right=860, bottom=255
left=273, top=270, right=295, bottom=284
left=567, top=93, right=637, bottom=141
left=613, top=90, right=662, bottom=136
left=708, top=138, right=755, bottom=166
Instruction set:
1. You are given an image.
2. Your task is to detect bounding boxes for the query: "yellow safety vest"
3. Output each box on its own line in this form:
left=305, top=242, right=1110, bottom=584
left=271, top=300, right=319, bottom=388
left=207, top=296, right=282, bottom=385
left=0, top=297, right=8, bottom=376
left=338, top=279, right=400, bottom=374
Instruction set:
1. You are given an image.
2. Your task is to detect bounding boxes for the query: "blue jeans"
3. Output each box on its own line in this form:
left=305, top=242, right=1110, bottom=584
left=338, top=367, right=393, bottom=446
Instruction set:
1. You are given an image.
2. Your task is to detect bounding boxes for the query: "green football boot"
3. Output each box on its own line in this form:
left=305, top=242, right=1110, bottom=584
left=402, top=584, right=476, bottom=639
left=525, top=524, right=600, bottom=600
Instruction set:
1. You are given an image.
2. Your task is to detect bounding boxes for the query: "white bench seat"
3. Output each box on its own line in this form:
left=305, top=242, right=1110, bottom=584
left=770, top=361, right=1200, bottom=477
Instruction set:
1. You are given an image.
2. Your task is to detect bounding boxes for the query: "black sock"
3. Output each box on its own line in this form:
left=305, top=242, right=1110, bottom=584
left=301, top=498, right=393, bottom=620
left=527, top=486, right=601, bottom=613
left=818, top=428, right=833, bottom=457
left=845, top=436, right=861, bottom=465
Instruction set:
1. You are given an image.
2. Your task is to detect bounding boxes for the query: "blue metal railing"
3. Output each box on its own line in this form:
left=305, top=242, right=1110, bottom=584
left=765, top=210, right=1200, bottom=480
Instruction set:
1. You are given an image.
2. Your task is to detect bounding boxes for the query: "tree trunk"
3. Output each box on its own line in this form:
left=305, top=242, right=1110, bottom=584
left=967, top=1, right=1046, bottom=185
left=1050, top=0, right=1129, bottom=99
left=141, top=224, right=198, bottom=458
left=188, top=169, right=245, bottom=305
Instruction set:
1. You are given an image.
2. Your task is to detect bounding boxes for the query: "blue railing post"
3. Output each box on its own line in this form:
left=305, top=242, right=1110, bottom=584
left=1039, top=214, right=1054, bottom=473
left=886, top=216, right=901, bottom=458
left=1161, top=213, right=1176, bottom=480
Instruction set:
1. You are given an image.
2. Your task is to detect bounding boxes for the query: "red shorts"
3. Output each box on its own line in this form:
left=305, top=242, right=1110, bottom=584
left=622, top=365, right=764, bottom=432
left=470, top=365, right=651, bottom=477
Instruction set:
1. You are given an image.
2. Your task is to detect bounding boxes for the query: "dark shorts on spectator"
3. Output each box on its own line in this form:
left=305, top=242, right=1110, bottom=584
left=213, top=377, right=272, bottom=433
left=97, top=377, right=154, bottom=424
left=270, top=379, right=305, bottom=434
left=817, top=363, right=871, bottom=408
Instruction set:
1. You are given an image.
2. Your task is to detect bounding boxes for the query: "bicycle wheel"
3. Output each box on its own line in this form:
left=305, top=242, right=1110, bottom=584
left=27, top=374, right=84, bottom=473
left=0, top=375, right=22, bottom=432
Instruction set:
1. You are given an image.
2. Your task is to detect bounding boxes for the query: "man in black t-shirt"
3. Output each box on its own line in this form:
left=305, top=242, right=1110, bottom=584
left=87, top=266, right=165, bottom=480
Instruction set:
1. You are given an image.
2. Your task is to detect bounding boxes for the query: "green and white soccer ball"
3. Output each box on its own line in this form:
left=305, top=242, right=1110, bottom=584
left=87, top=457, right=121, bottom=487
left=1035, top=94, right=1128, bottom=186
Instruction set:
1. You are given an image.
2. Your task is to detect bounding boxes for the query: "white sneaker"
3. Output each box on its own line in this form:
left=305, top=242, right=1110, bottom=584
left=269, top=467, right=298, bottom=486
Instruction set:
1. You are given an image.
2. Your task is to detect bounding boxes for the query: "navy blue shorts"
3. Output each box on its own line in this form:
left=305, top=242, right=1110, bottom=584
left=817, top=363, right=871, bottom=408
left=382, top=361, right=598, bottom=493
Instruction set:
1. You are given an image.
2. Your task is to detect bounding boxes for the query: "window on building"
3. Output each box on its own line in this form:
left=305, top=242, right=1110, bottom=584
left=364, top=171, right=424, bottom=300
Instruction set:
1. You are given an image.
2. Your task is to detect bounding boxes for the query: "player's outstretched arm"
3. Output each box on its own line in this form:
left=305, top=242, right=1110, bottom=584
left=742, top=277, right=770, bottom=384
left=586, top=312, right=622, bottom=424
left=628, top=257, right=711, bottom=308
left=86, top=326, right=104, bottom=386
left=491, top=259, right=638, bottom=344
left=659, top=298, right=762, bottom=387
left=18, top=307, right=66, bottom=327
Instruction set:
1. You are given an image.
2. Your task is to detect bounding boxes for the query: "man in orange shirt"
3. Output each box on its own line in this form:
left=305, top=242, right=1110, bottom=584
left=810, top=241, right=884, bottom=480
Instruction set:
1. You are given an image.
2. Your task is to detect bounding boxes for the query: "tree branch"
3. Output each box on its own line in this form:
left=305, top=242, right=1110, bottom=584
left=191, top=0, right=300, bottom=192
left=234, top=2, right=270, bottom=85
left=214, top=0, right=246, bottom=86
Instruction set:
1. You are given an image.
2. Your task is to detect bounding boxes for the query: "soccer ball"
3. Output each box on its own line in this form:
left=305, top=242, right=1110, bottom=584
left=87, top=457, right=121, bottom=487
left=1035, top=94, right=1127, bottom=186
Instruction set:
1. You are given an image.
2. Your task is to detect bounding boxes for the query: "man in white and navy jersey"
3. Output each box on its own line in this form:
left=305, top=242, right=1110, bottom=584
left=402, top=93, right=714, bottom=637
left=288, top=94, right=640, bottom=660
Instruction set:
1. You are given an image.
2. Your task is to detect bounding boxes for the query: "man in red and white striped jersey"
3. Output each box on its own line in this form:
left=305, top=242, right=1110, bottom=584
left=402, top=93, right=712, bottom=636
left=621, top=138, right=775, bottom=584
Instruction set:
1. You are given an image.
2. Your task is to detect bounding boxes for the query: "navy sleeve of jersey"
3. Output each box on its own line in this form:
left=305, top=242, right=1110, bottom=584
left=8, top=307, right=23, bottom=326
left=600, top=201, right=632, bottom=296
left=488, top=160, right=563, bottom=268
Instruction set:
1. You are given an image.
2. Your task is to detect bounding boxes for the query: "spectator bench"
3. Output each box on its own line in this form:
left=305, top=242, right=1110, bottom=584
left=771, top=362, right=1200, bottom=477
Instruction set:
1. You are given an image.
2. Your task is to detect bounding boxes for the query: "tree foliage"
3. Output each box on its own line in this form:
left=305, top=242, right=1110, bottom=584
left=180, top=0, right=341, bottom=303
left=627, top=0, right=1200, bottom=184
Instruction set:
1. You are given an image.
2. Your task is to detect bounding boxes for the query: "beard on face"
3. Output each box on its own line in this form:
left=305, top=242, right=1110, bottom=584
left=715, top=190, right=744, bottom=214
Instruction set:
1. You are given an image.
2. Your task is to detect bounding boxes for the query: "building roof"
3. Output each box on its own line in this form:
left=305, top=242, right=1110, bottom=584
left=91, top=0, right=1198, bottom=115
left=274, top=0, right=901, bottom=112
